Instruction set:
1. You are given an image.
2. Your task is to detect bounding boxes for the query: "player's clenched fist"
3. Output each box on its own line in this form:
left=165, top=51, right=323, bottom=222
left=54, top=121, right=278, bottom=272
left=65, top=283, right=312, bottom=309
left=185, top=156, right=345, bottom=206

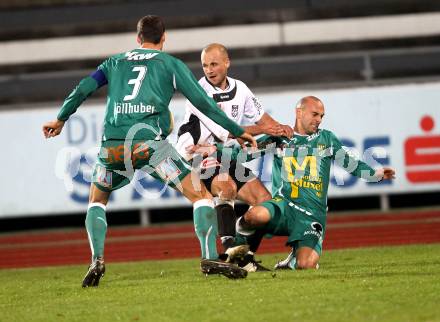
left=43, top=119, right=65, bottom=138
left=375, top=167, right=396, bottom=181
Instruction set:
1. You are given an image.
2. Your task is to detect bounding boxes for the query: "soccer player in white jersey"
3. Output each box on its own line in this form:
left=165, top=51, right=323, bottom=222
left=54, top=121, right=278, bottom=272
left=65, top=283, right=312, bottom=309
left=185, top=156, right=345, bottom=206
left=176, top=43, right=293, bottom=271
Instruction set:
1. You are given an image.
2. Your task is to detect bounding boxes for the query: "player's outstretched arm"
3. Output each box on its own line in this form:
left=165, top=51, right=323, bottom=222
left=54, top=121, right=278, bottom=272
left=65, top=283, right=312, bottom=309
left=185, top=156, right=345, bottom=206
left=43, top=119, right=65, bottom=138
left=244, top=113, right=293, bottom=138
left=43, top=68, right=106, bottom=139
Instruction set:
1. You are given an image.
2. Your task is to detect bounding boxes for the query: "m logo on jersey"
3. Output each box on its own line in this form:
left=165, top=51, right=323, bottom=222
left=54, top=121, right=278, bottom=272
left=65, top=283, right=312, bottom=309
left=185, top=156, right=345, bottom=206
left=283, top=156, right=318, bottom=181
left=231, top=105, right=239, bottom=118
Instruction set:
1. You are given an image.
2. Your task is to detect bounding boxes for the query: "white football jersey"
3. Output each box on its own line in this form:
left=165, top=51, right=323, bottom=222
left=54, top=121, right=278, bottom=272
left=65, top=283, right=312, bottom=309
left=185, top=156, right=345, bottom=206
left=176, top=76, right=264, bottom=160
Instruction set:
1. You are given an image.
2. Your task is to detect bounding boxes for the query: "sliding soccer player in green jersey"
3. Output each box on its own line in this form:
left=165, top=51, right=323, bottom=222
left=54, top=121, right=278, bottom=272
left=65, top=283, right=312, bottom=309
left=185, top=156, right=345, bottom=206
left=43, top=15, right=256, bottom=286
left=235, top=96, right=395, bottom=270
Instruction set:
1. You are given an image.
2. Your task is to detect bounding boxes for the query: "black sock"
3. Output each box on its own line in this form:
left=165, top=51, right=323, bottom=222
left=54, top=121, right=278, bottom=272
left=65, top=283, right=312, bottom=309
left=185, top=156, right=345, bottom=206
left=246, top=229, right=265, bottom=253
left=216, top=203, right=237, bottom=251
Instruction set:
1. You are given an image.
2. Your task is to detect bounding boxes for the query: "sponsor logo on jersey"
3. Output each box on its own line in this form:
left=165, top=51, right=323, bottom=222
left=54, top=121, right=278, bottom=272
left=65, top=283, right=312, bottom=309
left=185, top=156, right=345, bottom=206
left=283, top=155, right=324, bottom=198
left=125, top=52, right=159, bottom=61
left=251, top=97, right=263, bottom=115
left=290, top=176, right=323, bottom=198
left=317, top=144, right=326, bottom=151
left=212, top=85, right=237, bottom=102
left=311, top=222, right=323, bottom=234
left=102, top=143, right=149, bottom=164
left=307, top=130, right=321, bottom=142
left=283, top=156, right=319, bottom=180
left=114, top=102, right=156, bottom=115
left=304, top=221, right=323, bottom=238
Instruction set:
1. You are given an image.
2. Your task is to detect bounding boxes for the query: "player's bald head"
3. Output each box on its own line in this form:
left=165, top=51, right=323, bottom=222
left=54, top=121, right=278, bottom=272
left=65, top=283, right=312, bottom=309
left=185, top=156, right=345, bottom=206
left=202, top=43, right=229, bottom=60
left=201, top=43, right=231, bottom=89
left=295, top=96, right=325, bottom=134
left=295, top=96, right=324, bottom=111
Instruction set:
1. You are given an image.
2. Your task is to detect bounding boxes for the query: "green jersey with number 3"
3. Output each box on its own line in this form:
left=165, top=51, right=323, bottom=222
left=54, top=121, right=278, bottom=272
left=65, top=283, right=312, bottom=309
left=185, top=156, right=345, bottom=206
left=57, top=48, right=244, bottom=141
left=271, top=129, right=376, bottom=216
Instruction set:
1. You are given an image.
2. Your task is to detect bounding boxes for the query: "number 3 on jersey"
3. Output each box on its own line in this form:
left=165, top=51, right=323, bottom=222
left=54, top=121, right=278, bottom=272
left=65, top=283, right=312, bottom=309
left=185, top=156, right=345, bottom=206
left=124, top=66, right=147, bottom=101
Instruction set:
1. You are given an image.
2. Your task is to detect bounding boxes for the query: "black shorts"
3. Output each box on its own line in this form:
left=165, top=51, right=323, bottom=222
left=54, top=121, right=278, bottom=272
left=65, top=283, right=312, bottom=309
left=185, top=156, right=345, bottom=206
left=196, top=155, right=256, bottom=192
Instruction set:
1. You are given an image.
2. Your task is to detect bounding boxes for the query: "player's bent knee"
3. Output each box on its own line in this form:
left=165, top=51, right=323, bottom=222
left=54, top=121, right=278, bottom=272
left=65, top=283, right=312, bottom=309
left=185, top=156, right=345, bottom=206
left=295, top=258, right=319, bottom=270
left=89, top=183, right=110, bottom=205
left=254, top=191, right=272, bottom=204
left=243, top=191, right=271, bottom=206
left=244, top=206, right=271, bottom=227
left=180, top=172, right=214, bottom=201
left=295, top=248, right=320, bottom=269
left=237, top=180, right=271, bottom=206
left=211, top=177, right=237, bottom=200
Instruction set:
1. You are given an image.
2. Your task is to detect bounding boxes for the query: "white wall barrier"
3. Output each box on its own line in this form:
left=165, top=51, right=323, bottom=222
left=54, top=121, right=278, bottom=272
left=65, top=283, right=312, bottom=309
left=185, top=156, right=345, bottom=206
left=3, top=12, right=440, bottom=65
left=0, top=82, right=439, bottom=217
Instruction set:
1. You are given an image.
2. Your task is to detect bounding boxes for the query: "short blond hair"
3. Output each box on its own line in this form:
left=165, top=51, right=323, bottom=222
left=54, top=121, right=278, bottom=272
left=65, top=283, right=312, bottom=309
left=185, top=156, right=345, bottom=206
left=295, top=96, right=323, bottom=110
left=202, top=43, right=229, bottom=59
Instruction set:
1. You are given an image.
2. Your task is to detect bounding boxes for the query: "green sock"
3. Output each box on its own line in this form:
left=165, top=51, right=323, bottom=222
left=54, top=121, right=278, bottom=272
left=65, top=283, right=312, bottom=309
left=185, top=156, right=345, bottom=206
left=85, top=203, right=107, bottom=261
left=193, top=200, right=218, bottom=260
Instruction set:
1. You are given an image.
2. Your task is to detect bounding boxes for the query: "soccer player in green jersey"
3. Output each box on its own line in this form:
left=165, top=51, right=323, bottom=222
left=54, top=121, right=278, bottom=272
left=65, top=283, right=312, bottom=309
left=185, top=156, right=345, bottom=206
left=42, top=15, right=257, bottom=286
left=235, top=96, right=395, bottom=270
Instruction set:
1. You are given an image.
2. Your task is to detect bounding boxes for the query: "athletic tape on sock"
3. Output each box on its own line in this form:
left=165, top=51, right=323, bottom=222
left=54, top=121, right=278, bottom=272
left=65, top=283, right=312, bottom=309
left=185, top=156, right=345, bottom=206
left=193, top=199, right=215, bottom=210
left=88, top=202, right=107, bottom=211
left=216, top=199, right=235, bottom=207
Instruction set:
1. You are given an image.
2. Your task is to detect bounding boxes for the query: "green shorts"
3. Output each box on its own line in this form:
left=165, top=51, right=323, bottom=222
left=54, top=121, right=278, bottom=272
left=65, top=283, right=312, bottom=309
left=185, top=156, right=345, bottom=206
left=261, top=196, right=326, bottom=255
left=92, top=139, right=191, bottom=192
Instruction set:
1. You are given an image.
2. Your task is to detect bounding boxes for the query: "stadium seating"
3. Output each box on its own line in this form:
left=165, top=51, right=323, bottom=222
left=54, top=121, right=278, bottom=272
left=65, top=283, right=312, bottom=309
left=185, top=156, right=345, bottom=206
left=1, top=0, right=440, bottom=105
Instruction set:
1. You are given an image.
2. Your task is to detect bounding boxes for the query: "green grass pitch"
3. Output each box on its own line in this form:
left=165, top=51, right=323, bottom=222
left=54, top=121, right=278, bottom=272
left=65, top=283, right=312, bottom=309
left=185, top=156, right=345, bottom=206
left=1, top=244, right=439, bottom=322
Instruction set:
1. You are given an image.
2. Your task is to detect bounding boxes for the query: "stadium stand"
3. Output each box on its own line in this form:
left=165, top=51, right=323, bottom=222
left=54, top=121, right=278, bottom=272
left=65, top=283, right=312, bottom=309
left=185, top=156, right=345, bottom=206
left=1, top=0, right=440, bottom=105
